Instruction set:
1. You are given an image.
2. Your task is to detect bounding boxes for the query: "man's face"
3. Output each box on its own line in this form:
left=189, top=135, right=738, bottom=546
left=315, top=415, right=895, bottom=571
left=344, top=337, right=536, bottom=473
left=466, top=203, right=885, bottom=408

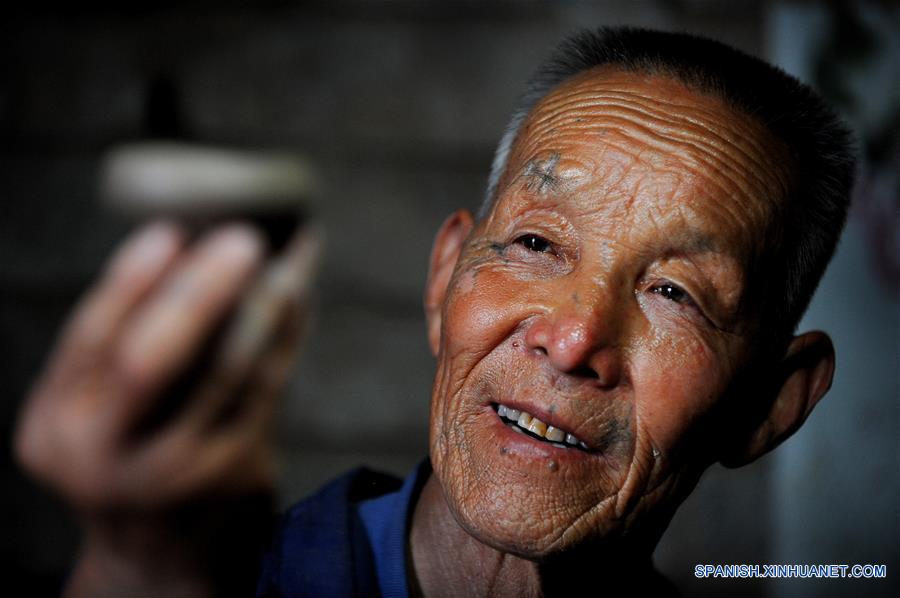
left=427, top=67, right=791, bottom=558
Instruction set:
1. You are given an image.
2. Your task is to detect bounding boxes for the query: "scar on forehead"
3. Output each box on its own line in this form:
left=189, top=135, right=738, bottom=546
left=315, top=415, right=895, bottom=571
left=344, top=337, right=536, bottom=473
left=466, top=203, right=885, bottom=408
left=520, top=152, right=562, bottom=194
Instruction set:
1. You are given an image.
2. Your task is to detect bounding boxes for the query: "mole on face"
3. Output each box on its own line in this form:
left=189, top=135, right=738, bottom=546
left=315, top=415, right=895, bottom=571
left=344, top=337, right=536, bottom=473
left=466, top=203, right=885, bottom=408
left=521, top=152, right=562, bottom=194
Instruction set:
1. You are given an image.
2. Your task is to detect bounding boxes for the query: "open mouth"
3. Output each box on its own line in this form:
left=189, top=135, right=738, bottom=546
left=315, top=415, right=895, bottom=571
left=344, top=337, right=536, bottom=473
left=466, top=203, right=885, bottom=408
left=492, top=403, right=591, bottom=451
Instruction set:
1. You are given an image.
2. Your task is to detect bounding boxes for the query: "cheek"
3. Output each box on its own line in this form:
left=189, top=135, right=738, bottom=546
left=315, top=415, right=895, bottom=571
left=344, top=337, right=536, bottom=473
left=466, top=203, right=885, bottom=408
left=442, top=268, right=527, bottom=358
left=630, top=327, right=728, bottom=455
left=432, top=268, right=529, bottom=450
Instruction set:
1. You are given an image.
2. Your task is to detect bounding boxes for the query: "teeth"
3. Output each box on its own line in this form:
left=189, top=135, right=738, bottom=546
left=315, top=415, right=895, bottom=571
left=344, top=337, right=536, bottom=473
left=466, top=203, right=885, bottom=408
left=495, top=404, right=588, bottom=450
left=545, top=426, right=564, bottom=442
left=528, top=418, right=547, bottom=437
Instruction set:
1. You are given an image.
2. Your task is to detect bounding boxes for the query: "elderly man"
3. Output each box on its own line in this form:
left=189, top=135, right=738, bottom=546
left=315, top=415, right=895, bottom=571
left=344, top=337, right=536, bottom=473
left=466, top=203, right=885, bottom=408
left=15, top=27, right=854, bottom=597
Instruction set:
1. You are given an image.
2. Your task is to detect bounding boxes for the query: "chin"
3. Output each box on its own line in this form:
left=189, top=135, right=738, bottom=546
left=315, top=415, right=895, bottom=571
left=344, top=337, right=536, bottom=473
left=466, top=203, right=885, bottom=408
left=429, top=406, right=632, bottom=561
left=446, top=485, right=625, bottom=561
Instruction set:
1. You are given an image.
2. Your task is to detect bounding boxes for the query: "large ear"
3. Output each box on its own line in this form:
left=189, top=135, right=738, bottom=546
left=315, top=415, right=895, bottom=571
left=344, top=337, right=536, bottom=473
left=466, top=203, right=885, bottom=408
left=720, top=331, right=835, bottom=468
left=424, top=210, right=474, bottom=356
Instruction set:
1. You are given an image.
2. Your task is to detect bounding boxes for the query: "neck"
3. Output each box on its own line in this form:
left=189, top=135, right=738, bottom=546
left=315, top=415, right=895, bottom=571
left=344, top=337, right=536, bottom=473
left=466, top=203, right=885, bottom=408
left=408, top=474, right=664, bottom=598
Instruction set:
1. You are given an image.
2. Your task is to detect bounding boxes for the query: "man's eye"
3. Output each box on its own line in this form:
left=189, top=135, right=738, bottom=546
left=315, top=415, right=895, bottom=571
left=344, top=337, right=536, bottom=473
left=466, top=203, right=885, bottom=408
left=651, top=283, right=692, bottom=305
left=515, top=234, right=552, bottom=253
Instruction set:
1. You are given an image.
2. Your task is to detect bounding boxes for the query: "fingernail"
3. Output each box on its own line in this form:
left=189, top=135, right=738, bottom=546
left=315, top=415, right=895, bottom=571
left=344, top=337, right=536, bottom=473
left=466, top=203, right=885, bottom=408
left=210, top=225, right=264, bottom=264
left=111, top=221, right=180, bottom=274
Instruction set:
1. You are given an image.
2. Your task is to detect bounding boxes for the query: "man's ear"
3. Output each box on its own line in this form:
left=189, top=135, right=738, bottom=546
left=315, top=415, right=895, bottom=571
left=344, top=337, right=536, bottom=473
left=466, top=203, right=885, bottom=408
left=720, top=331, right=835, bottom=468
left=424, top=210, right=474, bottom=357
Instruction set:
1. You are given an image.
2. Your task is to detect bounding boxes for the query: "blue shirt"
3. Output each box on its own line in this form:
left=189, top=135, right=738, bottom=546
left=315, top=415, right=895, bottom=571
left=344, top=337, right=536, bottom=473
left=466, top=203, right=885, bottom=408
left=256, top=457, right=678, bottom=596
left=256, top=459, right=431, bottom=597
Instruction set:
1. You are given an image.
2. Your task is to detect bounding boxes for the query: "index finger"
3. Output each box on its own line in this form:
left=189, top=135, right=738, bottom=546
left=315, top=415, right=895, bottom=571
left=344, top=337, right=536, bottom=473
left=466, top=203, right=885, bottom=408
left=51, top=221, right=185, bottom=381
left=114, top=224, right=265, bottom=408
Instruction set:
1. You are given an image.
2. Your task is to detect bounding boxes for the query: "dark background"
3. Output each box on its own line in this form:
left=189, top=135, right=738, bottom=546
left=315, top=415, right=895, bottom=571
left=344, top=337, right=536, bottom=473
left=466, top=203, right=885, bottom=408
left=2, top=2, right=897, bottom=596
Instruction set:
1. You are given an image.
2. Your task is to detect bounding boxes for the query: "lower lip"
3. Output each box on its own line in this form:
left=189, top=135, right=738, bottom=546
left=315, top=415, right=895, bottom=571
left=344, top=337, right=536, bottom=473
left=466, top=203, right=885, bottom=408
left=484, top=406, right=595, bottom=463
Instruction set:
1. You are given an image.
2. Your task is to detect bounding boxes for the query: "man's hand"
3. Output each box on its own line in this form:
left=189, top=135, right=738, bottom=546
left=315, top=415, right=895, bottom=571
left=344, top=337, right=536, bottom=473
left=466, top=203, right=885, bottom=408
left=14, top=220, right=318, bottom=596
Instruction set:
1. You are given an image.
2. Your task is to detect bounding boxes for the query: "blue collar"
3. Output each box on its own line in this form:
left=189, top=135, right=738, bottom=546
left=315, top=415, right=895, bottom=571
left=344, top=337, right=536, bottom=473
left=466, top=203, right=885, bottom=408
left=357, top=459, right=431, bottom=598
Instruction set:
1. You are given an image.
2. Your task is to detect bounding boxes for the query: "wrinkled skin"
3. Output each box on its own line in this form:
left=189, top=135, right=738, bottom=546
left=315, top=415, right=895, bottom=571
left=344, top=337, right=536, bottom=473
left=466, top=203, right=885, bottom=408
left=413, top=67, right=833, bottom=595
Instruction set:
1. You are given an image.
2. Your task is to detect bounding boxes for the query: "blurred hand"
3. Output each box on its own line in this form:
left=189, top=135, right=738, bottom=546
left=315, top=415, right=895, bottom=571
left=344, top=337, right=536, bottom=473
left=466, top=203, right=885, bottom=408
left=14, top=220, right=318, bottom=596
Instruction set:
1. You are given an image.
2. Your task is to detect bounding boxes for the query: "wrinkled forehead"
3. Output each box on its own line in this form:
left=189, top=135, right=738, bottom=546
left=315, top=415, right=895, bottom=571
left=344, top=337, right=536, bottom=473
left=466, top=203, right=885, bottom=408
left=500, top=66, right=792, bottom=256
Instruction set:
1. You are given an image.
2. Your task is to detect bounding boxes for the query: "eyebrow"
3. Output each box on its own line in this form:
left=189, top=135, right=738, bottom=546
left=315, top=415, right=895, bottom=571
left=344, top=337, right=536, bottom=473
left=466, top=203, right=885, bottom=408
left=664, top=228, right=721, bottom=255
left=640, top=207, right=739, bottom=257
left=658, top=225, right=748, bottom=306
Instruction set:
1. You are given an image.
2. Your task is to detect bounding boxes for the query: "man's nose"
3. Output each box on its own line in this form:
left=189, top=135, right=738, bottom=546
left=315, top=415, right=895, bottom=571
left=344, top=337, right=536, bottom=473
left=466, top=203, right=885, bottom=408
left=523, top=300, right=622, bottom=387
